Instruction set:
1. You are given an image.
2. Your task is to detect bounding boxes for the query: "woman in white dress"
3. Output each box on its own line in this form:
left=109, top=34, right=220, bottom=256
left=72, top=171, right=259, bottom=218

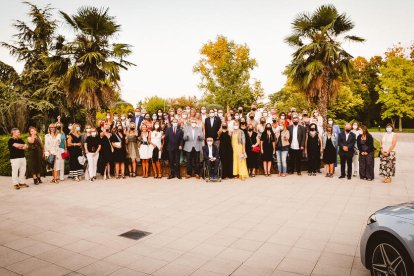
left=151, top=121, right=163, bottom=178
left=44, top=123, right=62, bottom=183
left=138, top=124, right=153, bottom=178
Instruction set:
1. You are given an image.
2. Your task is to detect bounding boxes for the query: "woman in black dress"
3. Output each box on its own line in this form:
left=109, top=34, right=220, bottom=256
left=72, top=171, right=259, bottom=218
left=100, top=124, right=113, bottom=180
left=110, top=125, right=127, bottom=179
left=322, top=126, right=338, bottom=177
left=27, top=126, right=44, bottom=184
left=306, top=123, right=323, bottom=176
left=245, top=124, right=260, bottom=177
left=260, top=123, right=276, bottom=176
left=67, top=123, right=84, bottom=181
left=218, top=122, right=233, bottom=179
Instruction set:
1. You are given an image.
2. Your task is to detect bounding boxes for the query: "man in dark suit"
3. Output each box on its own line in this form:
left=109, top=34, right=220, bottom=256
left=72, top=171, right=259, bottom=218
left=202, top=137, right=220, bottom=179
left=338, top=123, right=356, bottom=179
left=164, top=118, right=184, bottom=179
left=288, top=115, right=306, bottom=175
left=132, top=107, right=144, bottom=131
left=204, top=109, right=221, bottom=147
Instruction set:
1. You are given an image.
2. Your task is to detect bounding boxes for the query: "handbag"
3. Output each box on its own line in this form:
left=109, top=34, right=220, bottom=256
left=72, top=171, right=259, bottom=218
left=78, top=156, right=86, bottom=165
left=61, top=151, right=70, bottom=159
left=252, top=146, right=261, bottom=153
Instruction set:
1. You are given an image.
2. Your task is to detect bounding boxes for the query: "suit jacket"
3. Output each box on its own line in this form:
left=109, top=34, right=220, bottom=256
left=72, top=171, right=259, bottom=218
left=183, top=126, right=204, bottom=152
left=132, top=116, right=144, bottom=130
left=204, top=116, right=221, bottom=141
left=202, top=144, right=220, bottom=161
left=165, top=126, right=183, bottom=151
left=338, top=131, right=356, bottom=156
left=288, top=124, right=306, bottom=149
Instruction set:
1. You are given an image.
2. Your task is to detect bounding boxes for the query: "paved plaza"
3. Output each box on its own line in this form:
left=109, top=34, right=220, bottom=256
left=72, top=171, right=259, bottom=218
left=0, top=133, right=413, bottom=276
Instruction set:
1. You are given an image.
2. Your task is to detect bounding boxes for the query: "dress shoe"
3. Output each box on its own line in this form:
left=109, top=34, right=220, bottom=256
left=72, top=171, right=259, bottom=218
left=167, top=175, right=174, bottom=179
left=177, top=176, right=182, bottom=179
left=185, top=175, right=191, bottom=179
left=195, top=175, right=200, bottom=179
left=339, top=175, right=346, bottom=179
left=347, top=176, right=352, bottom=180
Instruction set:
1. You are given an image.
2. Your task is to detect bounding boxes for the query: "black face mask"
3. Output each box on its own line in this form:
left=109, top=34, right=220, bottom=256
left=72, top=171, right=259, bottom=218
left=252, top=108, right=257, bottom=111
left=266, top=127, right=272, bottom=131
left=249, top=116, right=254, bottom=119
left=241, top=122, right=247, bottom=126
left=118, top=128, right=123, bottom=131
left=106, top=129, right=110, bottom=132
left=130, top=127, right=135, bottom=130
left=310, top=129, right=316, bottom=132
left=222, top=126, right=228, bottom=130
left=238, top=109, right=243, bottom=113
left=293, top=121, right=298, bottom=125
left=248, top=128, right=253, bottom=132
left=260, top=120, right=266, bottom=124
left=345, top=129, right=351, bottom=133
left=56, top=126, right=61, bottom=130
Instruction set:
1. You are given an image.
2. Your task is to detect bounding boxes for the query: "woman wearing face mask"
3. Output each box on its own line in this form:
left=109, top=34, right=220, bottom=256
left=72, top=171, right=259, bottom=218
left=44, top=123, right=62, bottom=183
left=100, top=124, right=113, bottom=180
left=142, top=114, right=152, bottom=131
left=357, top=125, right=375, bottom=181
left=68, top=124, right=83, bottom=181
left=322, top=125, right=338, bottom=177
left=126, top=123, right=139, bottom=177
left=181, top=112, right=189, bottom=127
left=157, top=109, right=163, bottom=121
left=27, top=127, right=44, bottom=184
left=85, top=127, right=101, bottom=181
left=379, top=124, right=398, bottom=183
left=245, top=124, right=260, bottom=177
left=260, top=123, right=276, bottom=177
left=151, top=121, right=163, bottom=178
left=257, top=117, right=267, bottom=138
left=55, top=123, right=67, bottom=181
left=310, top=110, right=324, bottom=136
left=138, top=124, right=153, bottom=178
left=247, top=112, right=258, bottom=129
left=218, top=123, right=233, bottom=179
left=110, top=125, right=127, bottom=179
left=305, top=123, right=323, bottom=176
left=351, top=120, right=362, bottom=177
left=232, top=121, right=249, bottom=180
left=279, top=112, right=289, bottom=128
left=275, top=121, right=290, bottom=177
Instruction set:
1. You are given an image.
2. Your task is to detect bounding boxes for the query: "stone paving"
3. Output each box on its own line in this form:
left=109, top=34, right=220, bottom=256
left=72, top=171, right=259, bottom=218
left=0, top=133, right=413, bottom=276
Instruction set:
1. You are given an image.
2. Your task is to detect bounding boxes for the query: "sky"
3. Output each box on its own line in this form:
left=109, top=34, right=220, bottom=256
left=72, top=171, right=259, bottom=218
left=1, top=0, right=413, bottom=106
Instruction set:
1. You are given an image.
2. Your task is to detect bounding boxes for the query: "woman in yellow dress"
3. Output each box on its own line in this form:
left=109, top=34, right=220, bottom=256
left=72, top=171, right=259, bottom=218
left=232, top=121, right=249, bottom=180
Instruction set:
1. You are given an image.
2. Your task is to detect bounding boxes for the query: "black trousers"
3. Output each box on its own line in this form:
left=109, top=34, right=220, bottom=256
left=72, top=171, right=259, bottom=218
left=288, top=149, right=302, bottom=173
left=207, top=159, right=219, bottom=177
left=186, top=148, right=200, bottom=176
left=359, top=152, right=374, bottom=180
left=168, top=149, right=181, bottom=177
left=340, top=154, right=353, bottom=177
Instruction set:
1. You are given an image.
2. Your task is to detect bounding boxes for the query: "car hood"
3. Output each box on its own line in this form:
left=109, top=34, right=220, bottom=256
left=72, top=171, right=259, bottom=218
left=378, top=202, right=414, bottom=221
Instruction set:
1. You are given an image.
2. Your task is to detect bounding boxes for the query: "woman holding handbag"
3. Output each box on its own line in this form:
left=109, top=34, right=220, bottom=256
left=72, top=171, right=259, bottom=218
left=275, top=121, right=290, bottom=177
left=260, top=123, right=276, bottom=177
left=44, top=123, right=61, bottom=183
left=110, top=125, right=127, bottom=179
left=67, top=124, right=84, bottom=181
left=245, top=124, right=260, bottom=177
left=232, top=121, right=249, bottom=180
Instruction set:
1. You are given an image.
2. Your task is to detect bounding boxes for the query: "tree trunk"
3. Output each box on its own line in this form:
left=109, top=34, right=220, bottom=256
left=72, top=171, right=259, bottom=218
left=399, top=117, right=402, bottom=132
left=317, top=88, right=328, bottom=127
left=86, top=108, right=97, bottom=126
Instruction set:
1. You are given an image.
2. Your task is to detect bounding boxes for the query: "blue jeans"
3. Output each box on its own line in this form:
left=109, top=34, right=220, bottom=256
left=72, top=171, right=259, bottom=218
left=276, top=150, right=288, bottom=173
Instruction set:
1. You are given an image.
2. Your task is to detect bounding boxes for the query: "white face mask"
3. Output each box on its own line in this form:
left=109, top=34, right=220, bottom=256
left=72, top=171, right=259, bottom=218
left=207, top=141, right=213, bottom=146
left=235, top=115, right=239, bottom=120
left=172, top=123, right=178, bottom=127
left=328, top=120, right=333, bottom=125
left=218, top=113, right=223, bottom=117
left=191, top=123, right=197, bottom=128
left=114, top=116, right=118, bottom=121
left=158, top=113, right=162, bottom=116
left=386, top=127, right=392, bottom=133
left=201, top=109, right=206, bottom=114
left=234, top=125, right=239, bottom=130
left=263, top=113, right=267, bottom=117
left=121, top=116, right=126, bottom=120
left=91, top=132, right=97, bottom=137
left=135, top=112, right=140, bottom=116
left=280, top=116, right=285, bottom=120
left=68, top=125, right=72, bottom=130
left=106, top=115, right=110, bottom=119
left=182, top=114, right=187, bottom=119
left=76, top=127, right=81, bottom=132
left=152, top=116, right=157, bottom=120
left=154, top=124, right=160, bottom=129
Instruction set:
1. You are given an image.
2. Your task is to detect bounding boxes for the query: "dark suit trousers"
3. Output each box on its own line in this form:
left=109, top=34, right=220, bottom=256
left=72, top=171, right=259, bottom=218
left=288, top=149, right=302, bottom=173
left=340, top=154, right=353, bottom=177
left=359, top=152, right=374, bottom=180
left=186, top=148, right=200, bottom=176
left=207, top=159, right=219, bottom=177
left=168, top=149, right=180, bottom=177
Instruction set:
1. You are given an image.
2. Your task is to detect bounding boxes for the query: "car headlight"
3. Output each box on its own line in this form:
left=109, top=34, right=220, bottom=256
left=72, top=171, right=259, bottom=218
left=367, top=213, right=377, bottom=225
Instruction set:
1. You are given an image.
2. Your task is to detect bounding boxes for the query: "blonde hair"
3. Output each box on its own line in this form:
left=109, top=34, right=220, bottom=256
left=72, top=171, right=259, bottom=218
left=48, top=123, right=57, bottom=135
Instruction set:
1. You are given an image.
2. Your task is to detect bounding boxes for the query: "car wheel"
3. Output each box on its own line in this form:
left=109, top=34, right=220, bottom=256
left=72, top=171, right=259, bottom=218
left=369, top=234, right=414, bottom=276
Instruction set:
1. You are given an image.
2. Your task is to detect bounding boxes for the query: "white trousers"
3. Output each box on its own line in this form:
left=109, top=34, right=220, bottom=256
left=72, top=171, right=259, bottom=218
left=57, top=150, right=65, bottom=180
left=86, top=153, right=99, bottom=178
left=11, top=158, right=26, bottom=185
left=352, top=150, right=359, bottom=175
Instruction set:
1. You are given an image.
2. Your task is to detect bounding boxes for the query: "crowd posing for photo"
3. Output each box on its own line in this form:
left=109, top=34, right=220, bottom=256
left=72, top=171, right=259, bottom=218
left=8, top=104, right=398, bottom=190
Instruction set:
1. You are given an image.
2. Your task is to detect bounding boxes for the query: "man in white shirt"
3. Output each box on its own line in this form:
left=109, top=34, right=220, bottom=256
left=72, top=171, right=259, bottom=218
left=288, top=115, right=306, bottom=175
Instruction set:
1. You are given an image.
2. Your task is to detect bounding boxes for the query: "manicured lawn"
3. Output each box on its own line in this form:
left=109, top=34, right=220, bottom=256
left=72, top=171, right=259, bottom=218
left=368, top=128, right=414, bottom=133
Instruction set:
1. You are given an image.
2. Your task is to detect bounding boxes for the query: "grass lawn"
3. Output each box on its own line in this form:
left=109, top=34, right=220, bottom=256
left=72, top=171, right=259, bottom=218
left=368, top=128, right=414, bottom=133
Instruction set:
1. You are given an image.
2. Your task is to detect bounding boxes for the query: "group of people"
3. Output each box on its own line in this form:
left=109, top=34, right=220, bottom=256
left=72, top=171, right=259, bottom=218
left=8, top=104, right=398, bottom=189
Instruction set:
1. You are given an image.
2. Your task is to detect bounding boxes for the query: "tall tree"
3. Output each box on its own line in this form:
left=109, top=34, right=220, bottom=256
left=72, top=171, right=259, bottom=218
left=193, top=35, right=263, bottom=110
left=1, top=1, right=64, bottom=131
left=46, top=6, right=135, bottom=125
left=285, top=4, right=364, bottom=123
left=377, top=56, right=414, bottom=131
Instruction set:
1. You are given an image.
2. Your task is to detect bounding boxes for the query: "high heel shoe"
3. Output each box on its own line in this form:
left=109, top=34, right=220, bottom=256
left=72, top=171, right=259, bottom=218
left=37, top=177, right=42, bottom=184
left=33, top=178, right=39, bottom=185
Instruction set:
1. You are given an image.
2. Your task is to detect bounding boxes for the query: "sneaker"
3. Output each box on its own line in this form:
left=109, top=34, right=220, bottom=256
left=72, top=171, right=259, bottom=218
left=13, top=184, right=20, bottom=190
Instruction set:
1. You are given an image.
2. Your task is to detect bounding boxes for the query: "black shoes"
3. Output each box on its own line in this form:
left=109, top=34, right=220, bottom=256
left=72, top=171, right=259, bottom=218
left=339, top=175, right=346, bottom=179
left=167, top=175, right=174, bottom=179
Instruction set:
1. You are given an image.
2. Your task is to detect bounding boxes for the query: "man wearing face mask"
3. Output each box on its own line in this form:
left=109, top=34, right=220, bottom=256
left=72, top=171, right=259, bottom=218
left=56, top=123, right=67, bottom=181
left=204, top=109, right=221, bottom=148
left=165, top=118, right=184, bottom=179
left=288, top=115, right=306, bottom=175
left=183, top=119, right=204, bottom=179
left=338, top=123, right=356, bottom=180
left=133, top=108, right=144, bottom=131
left=202, top=137, right=220, bottom=180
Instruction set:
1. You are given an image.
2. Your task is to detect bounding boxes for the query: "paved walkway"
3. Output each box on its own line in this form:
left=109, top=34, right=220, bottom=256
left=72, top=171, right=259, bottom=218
left=0, top=133, right=413, bottom=276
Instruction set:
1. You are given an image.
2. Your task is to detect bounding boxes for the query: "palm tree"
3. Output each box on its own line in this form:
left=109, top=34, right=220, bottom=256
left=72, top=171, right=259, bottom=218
left=46, top=6, right=135, bottom=125
left=285, top=4, right=364, bottom=122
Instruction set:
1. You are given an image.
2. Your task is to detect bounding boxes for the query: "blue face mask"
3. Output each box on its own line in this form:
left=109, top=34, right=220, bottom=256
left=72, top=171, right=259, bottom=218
left=386, top=127, right=392, bottom=133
